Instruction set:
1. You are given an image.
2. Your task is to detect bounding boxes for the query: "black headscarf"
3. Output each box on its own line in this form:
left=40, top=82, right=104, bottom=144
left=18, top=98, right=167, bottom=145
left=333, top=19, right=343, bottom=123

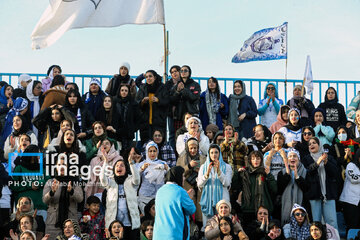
left=353, top=148, right=360, bottom=170
left=19, top=144, right=40, bottom=171
left=13, top=115, right=29, bottom=137
left=113, top=159, right=130, bottom=185
left=165, top=166, right=184, bottom=187
left=324, top=87, right=339, bottom=105
left=145, top=70, right=162, bottom=94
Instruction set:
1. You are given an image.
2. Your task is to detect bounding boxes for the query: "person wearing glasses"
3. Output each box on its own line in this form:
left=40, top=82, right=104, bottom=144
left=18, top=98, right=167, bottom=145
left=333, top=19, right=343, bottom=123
left=282, top=204, right=310, bottom=240
left=287, top=85, right=315, bottom=127
left=258, top=83, right=284, bottom=129
left=14, top=74, right=32, bottom=99
left=169, top=65, right=201, bottom=133
left=294, top=126, right=315, bottom=160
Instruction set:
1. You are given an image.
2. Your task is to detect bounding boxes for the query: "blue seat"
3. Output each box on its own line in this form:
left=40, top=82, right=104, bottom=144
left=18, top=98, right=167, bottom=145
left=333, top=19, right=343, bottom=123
left=347, top=229, right=360, bottom=240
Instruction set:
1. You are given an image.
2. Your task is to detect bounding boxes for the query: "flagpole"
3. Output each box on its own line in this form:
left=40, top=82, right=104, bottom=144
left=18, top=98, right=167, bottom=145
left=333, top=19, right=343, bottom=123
left=163, top=24, right=167, bottom=83
left=284, top=22, right=288, bottom=102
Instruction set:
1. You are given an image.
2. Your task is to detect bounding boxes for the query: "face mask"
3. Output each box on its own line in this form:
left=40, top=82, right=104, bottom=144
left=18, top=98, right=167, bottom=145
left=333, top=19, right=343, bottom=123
left=338, top=133, right=347, bottom=141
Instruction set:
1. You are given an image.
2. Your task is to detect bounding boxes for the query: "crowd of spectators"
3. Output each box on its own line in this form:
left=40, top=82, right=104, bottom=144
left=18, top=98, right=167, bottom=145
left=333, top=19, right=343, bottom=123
left=0, top=63, right=360, bottom=240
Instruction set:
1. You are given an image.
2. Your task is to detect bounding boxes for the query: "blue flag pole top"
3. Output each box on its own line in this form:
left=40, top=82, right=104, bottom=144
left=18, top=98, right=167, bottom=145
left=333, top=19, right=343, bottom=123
left=232, top=22, right=288, bottom=63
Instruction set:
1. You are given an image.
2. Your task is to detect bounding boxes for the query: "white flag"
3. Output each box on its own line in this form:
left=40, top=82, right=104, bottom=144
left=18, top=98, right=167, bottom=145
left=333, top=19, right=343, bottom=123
left=31, top=0, right=165, bottom=49
left=303, top=55, right=313, bottom=95
left=232, top=22, right=287, bottom=63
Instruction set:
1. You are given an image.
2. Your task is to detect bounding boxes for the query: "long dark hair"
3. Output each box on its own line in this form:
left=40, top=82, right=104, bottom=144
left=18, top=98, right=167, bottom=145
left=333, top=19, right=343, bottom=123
left=219, top=216, right=237, bottom=239
left=50, top=75, right=65, bottom=88
left=208, top=77, right=220, bottom=100
left=65, top=89, right=83, bottom=108
left=59, top=129, right=79, bottom=153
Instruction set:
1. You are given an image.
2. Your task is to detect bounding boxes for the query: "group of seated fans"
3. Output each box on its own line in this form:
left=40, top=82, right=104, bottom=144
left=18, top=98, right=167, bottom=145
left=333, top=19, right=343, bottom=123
left=0, top=63, right=360, bottom=240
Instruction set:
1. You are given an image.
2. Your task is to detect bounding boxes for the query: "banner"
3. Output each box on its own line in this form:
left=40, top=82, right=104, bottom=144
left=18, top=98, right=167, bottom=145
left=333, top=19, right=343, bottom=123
left=31, top=0, right=165, bottom=49
left=232, top=22, right=287, bottom=63
left=303, top=55, right=313, bottom=95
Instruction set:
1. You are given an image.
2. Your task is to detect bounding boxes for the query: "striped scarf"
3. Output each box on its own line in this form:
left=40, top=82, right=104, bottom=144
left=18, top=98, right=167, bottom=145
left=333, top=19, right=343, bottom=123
left=76, top=108, right=82, bottom=131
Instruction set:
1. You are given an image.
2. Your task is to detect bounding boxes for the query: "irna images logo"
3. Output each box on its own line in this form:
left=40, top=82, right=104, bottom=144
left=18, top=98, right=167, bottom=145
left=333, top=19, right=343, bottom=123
left=8, top=152, right=43, bottom=176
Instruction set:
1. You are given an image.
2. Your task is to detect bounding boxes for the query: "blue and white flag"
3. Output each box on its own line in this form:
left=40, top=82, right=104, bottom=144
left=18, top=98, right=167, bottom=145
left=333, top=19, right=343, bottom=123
left=232, top=22, right=287, bottom=63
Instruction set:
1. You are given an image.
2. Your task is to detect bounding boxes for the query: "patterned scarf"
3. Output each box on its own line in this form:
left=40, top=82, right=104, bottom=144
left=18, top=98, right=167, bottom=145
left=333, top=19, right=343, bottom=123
left=76, top=108, right=82, bottom=131
left=205, top=90, right=220, bottom=125
left=289, top=215, right=310, bottom=240
left=200, top=150, right=226, bottom=216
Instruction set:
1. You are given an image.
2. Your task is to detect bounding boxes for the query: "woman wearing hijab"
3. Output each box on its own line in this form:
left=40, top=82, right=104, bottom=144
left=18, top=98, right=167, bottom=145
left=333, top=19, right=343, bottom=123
left=235, top=151, right=277, bottom=224
left=56, top=219, right=89, bottom=240
left=112, top=85, right=139, bottom=153
left=26, top=80, right=44, bottom=138
left=4, top=115, right=37, bottom=160
left=153, top=166, right=196, bottom=240
left=258, top=83, right=284, bottom=129
left=295, top=126, right=315, bottom=160
left=246, top=124, right=273, bottom=154
left=32, top=104, right=76, bottom=149
left=228, top=80, right=257, bottom=139
left=277, top=150, right=307, bottom=225
left=0, top=84, right=14, bottom=128
left=137, top=141, right=169, bottom=214
left=199, top=77, right=229, bottom=131
left=339, top=148, right=360, bottom=230
left=136, top=70, right=169, bottom=145
left=311, top=108, right=335, bottom=147
left=10, top=145, right=50, bottom=221
left=318, top=87, right=347, bottom=132
left=205, top=199, right=248, bottom=240
left=85, top=138, right=122, bottom=199
left=197, top=144, right=232, bottom=228
left=142, top=129, right=176, bottom=168
left=42, top=65, right=62, bottom=93
left=1, top=97, right=31, bottom=147
left=283, top=204, right=310, bottom=240
left=278, top=108, right=302, bottom=148
left=13, top=74, right=32, bottom=99
left=287, top=85, right=315, bottom=127
left=303, top=137, right=338, bottom=230
left=177, top=137, right=206, bottom=225
left=106, top=62, right=137, bottom=98
left=176, top=116, right=210, bottom=156
left=84, top=121, right=118, bottom=161
left=42, top=147, right=84, bottom=240
left=100, top=147, right=141, bottom=240
left=63, top=89, right=94, bottom=140
left=95, top=95, right=118, bottom=141
left=263, top=132, right=287, bottom=180
left=269, top=105, right=290, bottom=134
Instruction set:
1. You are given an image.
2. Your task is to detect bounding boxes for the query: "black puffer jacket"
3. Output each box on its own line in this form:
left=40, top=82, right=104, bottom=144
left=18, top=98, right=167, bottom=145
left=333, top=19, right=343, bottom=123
left=170, top=78, right=201, bottom=120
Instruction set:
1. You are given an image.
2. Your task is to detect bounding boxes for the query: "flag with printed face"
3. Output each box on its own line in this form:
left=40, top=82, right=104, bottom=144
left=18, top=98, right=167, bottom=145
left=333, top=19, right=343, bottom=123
left=31, top=0, right=165, bottom=49
left=303, top=55, right=313, bottom=95
left=232, top=22, right=287, bottom=63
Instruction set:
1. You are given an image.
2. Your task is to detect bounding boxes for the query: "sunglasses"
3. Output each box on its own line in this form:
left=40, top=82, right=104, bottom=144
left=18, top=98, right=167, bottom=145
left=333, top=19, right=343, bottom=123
left=303, top=132, right=312, bottom=136
left=295, top=212, right=306, bottom=217
left=180, top=69, right=189, bottom=73
left=267, top=87, right=275, bottom=90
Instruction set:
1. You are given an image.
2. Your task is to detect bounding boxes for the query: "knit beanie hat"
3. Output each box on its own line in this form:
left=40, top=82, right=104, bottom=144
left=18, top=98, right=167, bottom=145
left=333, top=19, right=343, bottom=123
left=290, top=203, right=307, bottom=216
left=89, top=78, right=101, bottom=88
left=216, top=199, right=232, bottom=213
left=206, top=124, right=219, bottom=134
left=120, top=62, right=130, bottom=72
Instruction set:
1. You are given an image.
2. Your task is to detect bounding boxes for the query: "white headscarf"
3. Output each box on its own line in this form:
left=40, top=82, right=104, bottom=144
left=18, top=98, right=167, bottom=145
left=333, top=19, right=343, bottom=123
left=26, top=81, right=40, bottom=137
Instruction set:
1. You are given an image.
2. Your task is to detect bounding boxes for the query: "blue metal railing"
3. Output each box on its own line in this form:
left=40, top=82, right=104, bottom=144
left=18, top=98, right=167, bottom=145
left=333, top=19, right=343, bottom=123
left=1, top=72, right=358, bottom=111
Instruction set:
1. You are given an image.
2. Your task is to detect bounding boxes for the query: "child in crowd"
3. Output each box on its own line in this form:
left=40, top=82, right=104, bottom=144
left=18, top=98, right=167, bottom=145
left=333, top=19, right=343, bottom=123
left=80, top=195, right=105, bottom=240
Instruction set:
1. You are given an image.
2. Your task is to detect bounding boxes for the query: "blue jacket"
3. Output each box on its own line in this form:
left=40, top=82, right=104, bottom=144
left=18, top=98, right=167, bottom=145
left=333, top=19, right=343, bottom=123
left=258, top=83, right=283, bottom=128
left=199, top=92, right=228, bottom=130
left=236, top=95, right=257, bottom=138
left=153, top=183, right=196, bottom=240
